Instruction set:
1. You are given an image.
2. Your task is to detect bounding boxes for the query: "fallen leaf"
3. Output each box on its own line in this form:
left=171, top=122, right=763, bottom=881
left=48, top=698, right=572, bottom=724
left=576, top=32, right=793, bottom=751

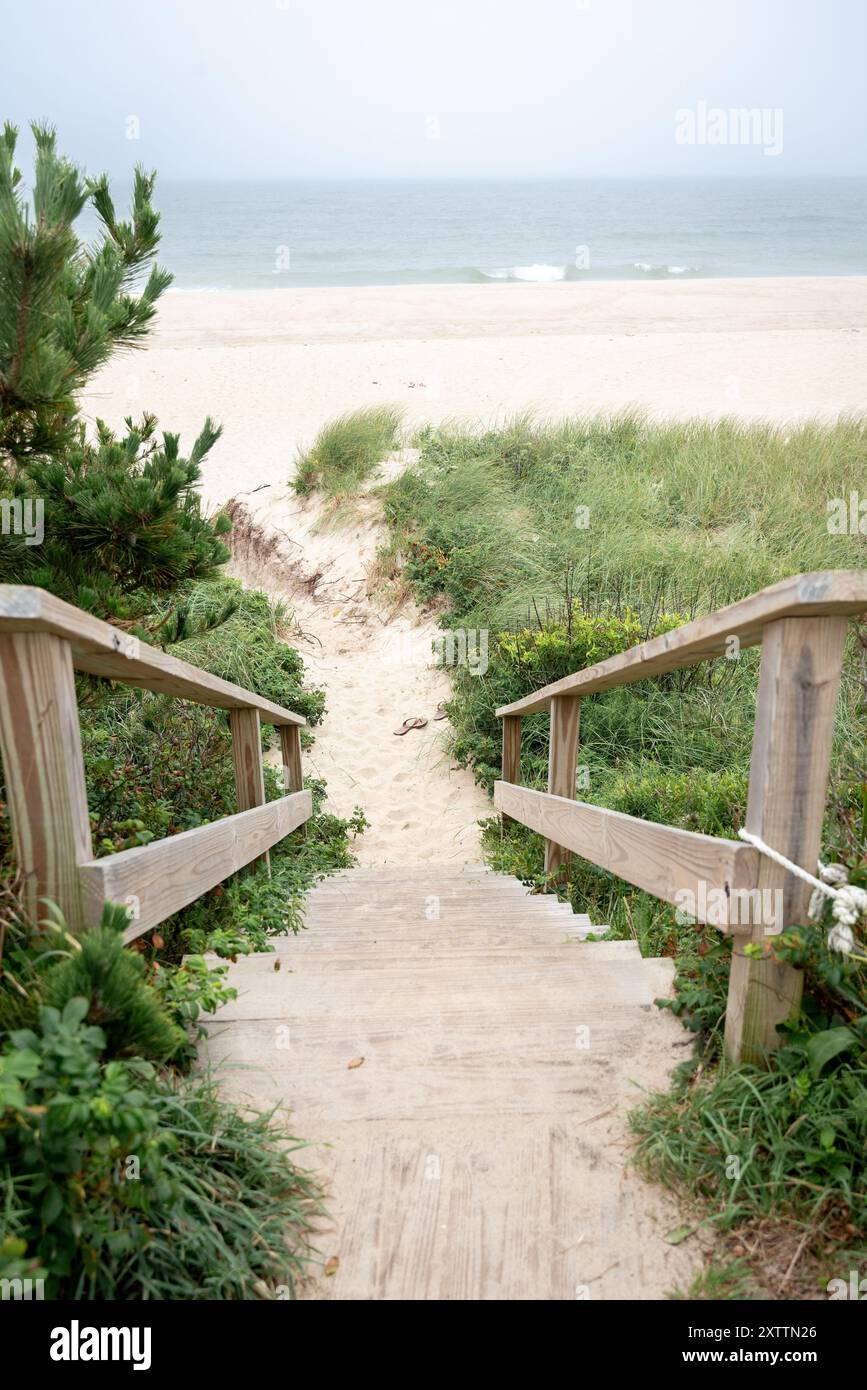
left=273, top=959, right=282, bottom=971
left=347, top=1056, right=364, bottom=1070
left=664, top=1225, right=697, bottom=1246
left=324, top=1256, right=340, bottom=1277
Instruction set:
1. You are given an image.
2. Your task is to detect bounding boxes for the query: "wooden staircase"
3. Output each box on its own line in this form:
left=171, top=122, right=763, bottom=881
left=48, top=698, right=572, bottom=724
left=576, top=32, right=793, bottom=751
left=6, top=575, right=865, bottom=1298
left=201, top=865, right=697, bottom=1300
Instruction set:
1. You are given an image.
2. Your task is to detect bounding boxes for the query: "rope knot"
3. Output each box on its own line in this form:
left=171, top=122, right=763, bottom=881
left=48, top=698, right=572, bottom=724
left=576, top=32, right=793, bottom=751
left=737, top=828, right=865, bottom=957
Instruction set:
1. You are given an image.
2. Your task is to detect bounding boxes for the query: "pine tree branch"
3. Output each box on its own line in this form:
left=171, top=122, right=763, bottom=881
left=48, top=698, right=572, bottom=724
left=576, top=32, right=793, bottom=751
left=6, top=247, right=35, bottom=393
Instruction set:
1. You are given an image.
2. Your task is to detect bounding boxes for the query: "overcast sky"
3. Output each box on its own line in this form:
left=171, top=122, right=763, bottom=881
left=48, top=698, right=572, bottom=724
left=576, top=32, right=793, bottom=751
left=2, top=0, right=864, bottom=179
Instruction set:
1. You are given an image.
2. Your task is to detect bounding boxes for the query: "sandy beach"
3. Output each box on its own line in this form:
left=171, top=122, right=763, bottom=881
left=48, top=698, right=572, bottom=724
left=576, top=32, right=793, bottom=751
left=84, top=276, right=867, bottom=510
left=83, top=275, right=867, bottom=868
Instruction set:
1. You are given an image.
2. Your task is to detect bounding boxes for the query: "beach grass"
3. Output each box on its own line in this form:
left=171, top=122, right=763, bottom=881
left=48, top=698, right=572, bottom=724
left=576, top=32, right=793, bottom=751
left=380, top=412, right=867, bottom=631
left=292, top=405, right=403, bottom=501
left=366, top=411, right=867, bottom=940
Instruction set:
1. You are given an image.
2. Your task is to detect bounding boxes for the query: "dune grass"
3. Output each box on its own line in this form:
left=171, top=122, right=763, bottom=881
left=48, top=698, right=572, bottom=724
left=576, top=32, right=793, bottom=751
left=376, top=413, right=865, bottom=932
left=293, top=405, right=403, bottom=500
left=379, top=412, right=867, bottom=631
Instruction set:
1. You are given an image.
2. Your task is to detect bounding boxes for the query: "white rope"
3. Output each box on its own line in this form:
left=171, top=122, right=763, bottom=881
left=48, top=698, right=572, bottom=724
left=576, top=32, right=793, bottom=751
left=736, top=830, right=867, bottom=953
left=736, top=829, right=839, bottom=901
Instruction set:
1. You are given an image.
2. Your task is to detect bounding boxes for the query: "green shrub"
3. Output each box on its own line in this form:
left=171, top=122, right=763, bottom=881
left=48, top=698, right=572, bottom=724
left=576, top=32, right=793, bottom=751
left=630, top=863, right=867, bottom=1294
left=389, top=415, right=867, bottom=634
left=1, top=416, right=231, bottom=620
left=40, top=909, right=186, bottom=1062
left=163, top=580, right=325, bottom=723
left=0, top=999, right=320, bottom=1298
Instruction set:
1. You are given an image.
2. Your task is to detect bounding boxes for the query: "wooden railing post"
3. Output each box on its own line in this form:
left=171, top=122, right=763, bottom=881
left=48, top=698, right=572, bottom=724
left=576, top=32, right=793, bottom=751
left=0, top=632, right=93, bottom=932
left=230, top=708, right=269, bottom=873
left=279, top=724, right=303, bottom=794
left=279, top=723, right=305, bottom=840
left=544, top=695, right=581, bottom=880
left=724, top=615, right=849, bottom=1065
left=501, top=716, right=522, bottom=826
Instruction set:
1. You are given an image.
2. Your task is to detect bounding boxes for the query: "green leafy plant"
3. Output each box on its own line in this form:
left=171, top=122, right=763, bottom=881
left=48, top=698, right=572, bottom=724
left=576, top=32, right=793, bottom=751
left=0, top=1000, right=321, bottom=1297
left=1, top=416, right=231, bottom=619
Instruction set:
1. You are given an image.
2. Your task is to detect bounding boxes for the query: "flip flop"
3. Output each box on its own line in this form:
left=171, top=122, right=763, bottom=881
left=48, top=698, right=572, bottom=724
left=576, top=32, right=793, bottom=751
left=434, top=704, right=448, bottom=721
left=393, top=717, right=428, bottom=736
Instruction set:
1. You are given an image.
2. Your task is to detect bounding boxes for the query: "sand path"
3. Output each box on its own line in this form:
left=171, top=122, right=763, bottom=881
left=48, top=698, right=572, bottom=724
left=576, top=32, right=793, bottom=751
left=227, top=473, right=491, bottom=866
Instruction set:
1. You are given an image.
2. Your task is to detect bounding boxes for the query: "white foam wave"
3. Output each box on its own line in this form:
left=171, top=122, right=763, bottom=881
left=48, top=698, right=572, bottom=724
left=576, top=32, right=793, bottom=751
left=633, top=262, right=699, bottom=276
left=482, top=263, right=567, bottom=283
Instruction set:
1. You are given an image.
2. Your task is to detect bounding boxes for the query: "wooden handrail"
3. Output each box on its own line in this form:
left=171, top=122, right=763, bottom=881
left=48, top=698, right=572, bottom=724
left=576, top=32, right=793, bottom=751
left=496, top=571, right=867, bottom=717
left=494, top=782, right=759, bottom=924
left=0, top=585, right=311, bottom=941
left=495, top=570, right=867, bottom=1065
left=0, top=586, right=306, bottom=726
left=80, top=791, right=312, bottom=940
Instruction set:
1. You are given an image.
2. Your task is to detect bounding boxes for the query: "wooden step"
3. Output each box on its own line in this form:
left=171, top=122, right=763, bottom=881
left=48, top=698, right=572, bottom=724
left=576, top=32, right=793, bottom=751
left=301, top=905, right=582, bottom=920
left=207, top=960, right=675, bottom=1023
left=220, top=934, right=635, bottom=959
left=199, top=865, right=692, bottom=1300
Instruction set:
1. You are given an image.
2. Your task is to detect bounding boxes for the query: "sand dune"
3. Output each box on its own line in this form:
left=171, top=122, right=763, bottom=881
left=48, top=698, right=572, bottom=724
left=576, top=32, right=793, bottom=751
left=82, top=276, right=867, bottom=865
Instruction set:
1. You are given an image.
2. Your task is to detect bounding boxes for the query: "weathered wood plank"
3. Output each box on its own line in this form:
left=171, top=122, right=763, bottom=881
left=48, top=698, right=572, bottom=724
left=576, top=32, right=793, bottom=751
left=0, top=633, right=93, bottom=932
left=496, top=571, right=867, bottom=716
left=494, top=781, right=758, bottom=925
left=544, top=696, right=580, bottom=879
left=231, top=708, right=269, bottom=872
left=724, top=616, right=848, bottom=1065
left=279, top=723, right=304, bottom=793
left=500, top=716, right=522, bottom=827
left=231, top=709, right=267, bottom=810
left=0, top=585, right=305, bottom=726
left=78, top=790, right=313, bottom=940
left=198, top=864, right=695, bottom=1300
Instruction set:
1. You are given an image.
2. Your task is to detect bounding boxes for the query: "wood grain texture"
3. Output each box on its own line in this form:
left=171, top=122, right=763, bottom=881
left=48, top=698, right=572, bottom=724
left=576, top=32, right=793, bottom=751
left=0, top=633, right=92, bottom=931
left=198, top=865, right=698, bottom=1300
left=725, top=615, right=848, bottom=1065
left=231, top=708, right=269, bottom=872
left=79, top=790, right=312, bottom=939
left=544, top=696, right=580, bottom=878
left=231, top=709, right=266, bottom=809
left=496, top=571, right=867, bottom=716
left=500, top=715, right=522, bottom=826
left=495, top=780, right=758, bottom=924
left=0, top=585, right=305, bottom=726
left=279, top=723, right=303, bottom=793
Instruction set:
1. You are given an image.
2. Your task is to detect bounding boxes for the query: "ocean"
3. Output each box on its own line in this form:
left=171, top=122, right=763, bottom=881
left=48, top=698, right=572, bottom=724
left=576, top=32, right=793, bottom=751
left=76, top=177, right=867, bottom=290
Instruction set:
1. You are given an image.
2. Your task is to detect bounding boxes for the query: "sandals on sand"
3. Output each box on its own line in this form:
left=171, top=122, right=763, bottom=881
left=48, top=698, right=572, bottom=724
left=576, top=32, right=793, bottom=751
left=394, top=717, right=428, bottom=736
left=393, top=706, right=448, bottom=734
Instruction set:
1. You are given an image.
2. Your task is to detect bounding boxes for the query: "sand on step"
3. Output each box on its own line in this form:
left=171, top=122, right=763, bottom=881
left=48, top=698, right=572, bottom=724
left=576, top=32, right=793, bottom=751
left=200, top=865, right=703, bottom=1301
